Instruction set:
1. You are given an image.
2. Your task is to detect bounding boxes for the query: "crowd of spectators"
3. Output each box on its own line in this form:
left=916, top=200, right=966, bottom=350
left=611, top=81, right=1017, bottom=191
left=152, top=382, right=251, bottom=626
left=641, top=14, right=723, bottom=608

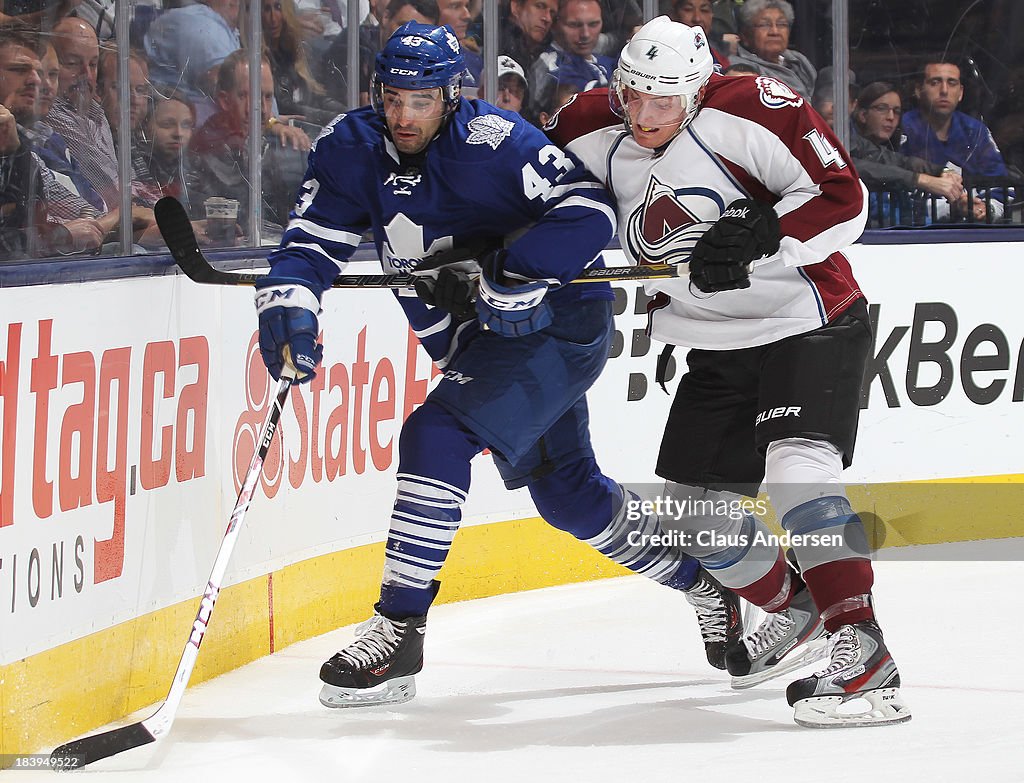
left=0, top=0, right=1021, bottom=262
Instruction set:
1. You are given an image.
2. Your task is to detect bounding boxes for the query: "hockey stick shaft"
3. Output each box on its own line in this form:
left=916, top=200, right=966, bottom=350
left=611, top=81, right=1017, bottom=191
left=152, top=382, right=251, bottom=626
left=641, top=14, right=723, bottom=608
left=153, top=196, right=687, bottom=289
left=184, top=258, right=683, bottom=288
left=50, top=372, right=294, bottom=768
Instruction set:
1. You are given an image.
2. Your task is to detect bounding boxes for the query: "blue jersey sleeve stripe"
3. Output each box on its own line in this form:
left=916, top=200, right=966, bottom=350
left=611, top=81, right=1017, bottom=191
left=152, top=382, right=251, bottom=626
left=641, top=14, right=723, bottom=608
left=286, top=217, right=362, bottom=246
left=435, top=320, right=477, bottom=369
left=413, top=311, right=452, bottom=339
left=547, top=196, right=618, bottom=231
left=545, top=181, right=606, bottom=201
left=284, top=241, right=351, bottom=271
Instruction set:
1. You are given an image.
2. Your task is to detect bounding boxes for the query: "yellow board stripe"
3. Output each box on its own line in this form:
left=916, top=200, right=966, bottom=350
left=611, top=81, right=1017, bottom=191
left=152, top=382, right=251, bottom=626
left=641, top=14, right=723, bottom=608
left=3, top=476, right=1023, bottom=759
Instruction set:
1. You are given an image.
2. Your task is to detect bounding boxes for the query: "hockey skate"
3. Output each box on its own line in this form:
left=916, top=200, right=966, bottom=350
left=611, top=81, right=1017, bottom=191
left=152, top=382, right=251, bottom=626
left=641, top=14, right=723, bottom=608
left=726, top=585, right=828, bottom=689
left=318, top=611, right=426, bottom=708
left=683, top=569, right=743, bottom=670
left=787, top=619, right=911, bottom=728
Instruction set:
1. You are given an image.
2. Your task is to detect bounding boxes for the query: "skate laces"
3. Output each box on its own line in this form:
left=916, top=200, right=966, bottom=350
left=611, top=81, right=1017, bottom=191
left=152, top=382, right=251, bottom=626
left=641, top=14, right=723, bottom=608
left=335, top=613, right=402, bottom=669
left=744, top=609, right=795, bottom=658
left=816, top=624, right=861, bottom=677
left=684, top=579, right=729, bottom=643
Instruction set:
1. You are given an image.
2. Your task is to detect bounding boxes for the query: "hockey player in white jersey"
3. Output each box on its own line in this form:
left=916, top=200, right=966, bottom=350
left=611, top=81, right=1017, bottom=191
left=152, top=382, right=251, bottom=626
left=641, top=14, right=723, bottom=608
left=253, top=22, right=744, bottom=709
left=546, top=16, right=910, bottom=728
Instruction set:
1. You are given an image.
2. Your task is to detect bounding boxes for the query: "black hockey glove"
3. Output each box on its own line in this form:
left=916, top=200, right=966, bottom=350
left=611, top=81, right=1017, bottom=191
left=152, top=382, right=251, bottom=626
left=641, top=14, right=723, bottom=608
left=414, top=267, right=478, bottom=321
left=689, top=199, right=781, bottom=294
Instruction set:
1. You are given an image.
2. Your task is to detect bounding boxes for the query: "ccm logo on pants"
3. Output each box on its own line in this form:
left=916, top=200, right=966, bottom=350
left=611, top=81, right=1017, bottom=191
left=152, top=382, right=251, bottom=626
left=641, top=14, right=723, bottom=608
left=755, top=406, right=802, bottom=426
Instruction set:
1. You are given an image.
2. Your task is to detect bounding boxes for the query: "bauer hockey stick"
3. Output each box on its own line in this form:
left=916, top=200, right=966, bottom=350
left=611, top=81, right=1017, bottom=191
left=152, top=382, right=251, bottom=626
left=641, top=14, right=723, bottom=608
left=153, top=197, right=688, bottom=288
left=50, top=371, right=295, bottom=769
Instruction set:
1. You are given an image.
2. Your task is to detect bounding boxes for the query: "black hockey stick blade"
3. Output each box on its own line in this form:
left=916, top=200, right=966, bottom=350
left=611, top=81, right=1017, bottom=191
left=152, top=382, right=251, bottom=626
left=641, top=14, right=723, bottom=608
left=155, top=197, right=265, bottom=286
left=50, top=722, right=156, bottom=769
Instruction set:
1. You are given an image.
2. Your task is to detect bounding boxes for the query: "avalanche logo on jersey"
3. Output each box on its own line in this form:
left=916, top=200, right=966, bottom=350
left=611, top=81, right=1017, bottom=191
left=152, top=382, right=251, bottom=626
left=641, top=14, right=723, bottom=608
left=624, top=175, right=720, bottom=265
left=382, top=213, right=454, bottom=273
left=466, top=114, right=515, bottom=150
left=755, top=76, right=804, bottom=109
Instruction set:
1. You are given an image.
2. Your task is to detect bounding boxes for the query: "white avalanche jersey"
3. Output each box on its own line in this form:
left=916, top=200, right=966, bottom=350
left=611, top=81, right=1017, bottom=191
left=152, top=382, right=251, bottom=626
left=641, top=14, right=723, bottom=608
left=546, top=76, right=869, bottom=350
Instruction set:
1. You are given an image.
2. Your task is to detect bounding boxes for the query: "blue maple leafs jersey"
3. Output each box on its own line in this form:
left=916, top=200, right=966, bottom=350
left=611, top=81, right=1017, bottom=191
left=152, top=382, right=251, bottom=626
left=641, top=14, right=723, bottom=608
left=267, top=99, right=617, bottom=365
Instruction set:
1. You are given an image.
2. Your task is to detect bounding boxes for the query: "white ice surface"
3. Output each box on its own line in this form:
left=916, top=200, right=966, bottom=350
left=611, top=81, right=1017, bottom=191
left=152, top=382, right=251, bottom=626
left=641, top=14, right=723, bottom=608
left=32, top=540, right=1024, bottom=782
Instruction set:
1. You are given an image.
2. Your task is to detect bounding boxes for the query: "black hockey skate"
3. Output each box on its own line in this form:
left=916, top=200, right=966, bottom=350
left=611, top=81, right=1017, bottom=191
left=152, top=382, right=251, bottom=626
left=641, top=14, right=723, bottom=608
left=726, top=584, right=828, bottom=689
left=683, top=569, right=743, bottom=670
left=787, top=619, right=911, bottom=728
left=319, top=611, right=426, bottom=708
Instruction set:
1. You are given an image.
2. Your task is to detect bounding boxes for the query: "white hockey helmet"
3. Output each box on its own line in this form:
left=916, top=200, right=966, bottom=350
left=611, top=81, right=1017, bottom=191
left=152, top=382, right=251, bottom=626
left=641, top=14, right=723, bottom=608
left=611, top=16, right=714, bottom=135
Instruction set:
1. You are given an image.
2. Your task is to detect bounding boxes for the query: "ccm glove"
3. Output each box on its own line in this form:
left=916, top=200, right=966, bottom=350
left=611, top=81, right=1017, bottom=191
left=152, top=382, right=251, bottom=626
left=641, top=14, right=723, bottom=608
left=690, top=199, right=781, bottom=293
left=413, top=267, right=478, bottom=321
left=254, top=278, right=324, bottom=383
left=475, top=250, right=553, bottom=337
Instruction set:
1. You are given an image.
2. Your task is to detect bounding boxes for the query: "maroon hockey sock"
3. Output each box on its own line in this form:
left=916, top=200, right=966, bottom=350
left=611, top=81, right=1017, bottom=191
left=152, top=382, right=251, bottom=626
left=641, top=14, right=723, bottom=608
left=802, top=559, right=876, bottom=631
left=731, top=552, right=797, bottom=611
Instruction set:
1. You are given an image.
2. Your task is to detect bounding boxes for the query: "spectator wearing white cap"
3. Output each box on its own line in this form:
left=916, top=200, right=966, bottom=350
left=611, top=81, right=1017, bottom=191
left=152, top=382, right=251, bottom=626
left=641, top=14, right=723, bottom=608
left=484, top=55, right=529, bottom=115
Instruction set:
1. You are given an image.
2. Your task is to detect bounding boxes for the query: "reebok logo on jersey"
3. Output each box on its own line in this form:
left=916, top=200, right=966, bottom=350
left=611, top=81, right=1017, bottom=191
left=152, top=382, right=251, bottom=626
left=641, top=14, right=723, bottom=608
left=755, top=406, right=801, bottom=425
left=721, top=206, right=750, bottom=220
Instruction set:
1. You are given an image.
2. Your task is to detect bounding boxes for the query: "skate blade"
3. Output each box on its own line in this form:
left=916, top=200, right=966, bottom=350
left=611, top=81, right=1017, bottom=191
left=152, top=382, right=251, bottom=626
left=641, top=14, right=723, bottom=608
left=318, top=676, right=417, bottom=709
left=730, top=636, right=830, bottom=690
left=793, top=687, right=912, bottom=728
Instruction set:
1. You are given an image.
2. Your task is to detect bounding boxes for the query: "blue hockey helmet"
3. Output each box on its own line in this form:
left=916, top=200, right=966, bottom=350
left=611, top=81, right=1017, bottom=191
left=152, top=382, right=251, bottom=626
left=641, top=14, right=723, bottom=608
left=372, top=23, right=466, bottom=118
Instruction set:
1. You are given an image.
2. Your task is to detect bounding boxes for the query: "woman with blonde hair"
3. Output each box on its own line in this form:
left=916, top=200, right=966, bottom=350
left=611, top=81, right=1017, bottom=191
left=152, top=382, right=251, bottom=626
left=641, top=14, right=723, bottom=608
left=259, top=0, right=344, bottom=126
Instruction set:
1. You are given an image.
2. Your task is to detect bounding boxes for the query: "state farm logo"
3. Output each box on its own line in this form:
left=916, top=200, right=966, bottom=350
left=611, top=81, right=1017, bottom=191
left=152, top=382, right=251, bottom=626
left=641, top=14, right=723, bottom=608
left=231, top=326, right=440, bottom=497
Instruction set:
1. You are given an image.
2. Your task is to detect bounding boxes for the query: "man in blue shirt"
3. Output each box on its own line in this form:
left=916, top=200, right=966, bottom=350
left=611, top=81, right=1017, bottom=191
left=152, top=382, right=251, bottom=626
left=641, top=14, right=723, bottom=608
left=529, top=0, right=616, bottom=117
left=902, top=60, right=1009, bottom=222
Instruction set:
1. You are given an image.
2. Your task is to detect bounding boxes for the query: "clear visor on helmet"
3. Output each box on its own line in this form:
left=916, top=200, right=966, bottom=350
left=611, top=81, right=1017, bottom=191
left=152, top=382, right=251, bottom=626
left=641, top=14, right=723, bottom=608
left=611, top=80, right=688, bottom=129
left=371, top=78, right=460, bottom=121
left=614, top=89, right=688, bottom=128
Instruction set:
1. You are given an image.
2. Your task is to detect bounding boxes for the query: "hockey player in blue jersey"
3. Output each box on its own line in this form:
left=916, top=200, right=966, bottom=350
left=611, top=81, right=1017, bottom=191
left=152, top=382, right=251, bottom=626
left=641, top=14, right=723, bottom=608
left=253, top=22, right=742, bottom=708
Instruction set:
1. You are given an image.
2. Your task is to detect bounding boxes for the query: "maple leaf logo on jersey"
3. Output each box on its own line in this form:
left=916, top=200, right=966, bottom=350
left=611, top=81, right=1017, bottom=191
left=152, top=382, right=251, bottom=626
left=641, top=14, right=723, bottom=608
left=755, top=76, right=804, bottom=109
left=383, top=213, right=454, bottom=272
left=624, top=176, right=719, bottom=265
left=466, top=114, right=515, bottom=150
